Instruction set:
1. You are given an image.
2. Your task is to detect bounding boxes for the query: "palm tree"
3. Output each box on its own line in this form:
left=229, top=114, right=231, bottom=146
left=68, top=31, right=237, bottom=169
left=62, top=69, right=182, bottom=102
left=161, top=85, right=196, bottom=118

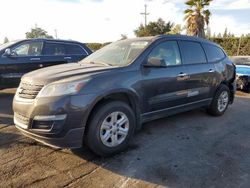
left=184, top=0, right=212, bottom=38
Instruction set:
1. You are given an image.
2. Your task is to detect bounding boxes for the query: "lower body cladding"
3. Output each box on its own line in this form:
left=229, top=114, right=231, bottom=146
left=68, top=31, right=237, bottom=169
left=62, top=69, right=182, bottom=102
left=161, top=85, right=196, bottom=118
left=13, top=93, right=96, bottom=148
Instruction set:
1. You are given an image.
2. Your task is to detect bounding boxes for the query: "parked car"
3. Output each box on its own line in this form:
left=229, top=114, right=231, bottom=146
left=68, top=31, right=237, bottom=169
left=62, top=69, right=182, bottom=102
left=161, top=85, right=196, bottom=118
left=230, top=56, right=250, bottom=93
left=0, top=38, right=92, bottom=89
left=236, top=65, right=250, bottom=93
left=13, top=35, right=236, bottom=156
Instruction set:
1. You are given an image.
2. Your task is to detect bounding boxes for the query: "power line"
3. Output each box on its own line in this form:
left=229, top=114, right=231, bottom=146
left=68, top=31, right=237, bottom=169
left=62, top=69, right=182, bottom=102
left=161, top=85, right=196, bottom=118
left=140, top=4, right=150, bottom=27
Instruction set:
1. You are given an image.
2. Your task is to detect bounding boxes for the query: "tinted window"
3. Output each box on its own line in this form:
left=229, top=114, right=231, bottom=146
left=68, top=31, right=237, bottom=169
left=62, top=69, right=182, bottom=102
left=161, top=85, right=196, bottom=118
left=13, top=42, right=43, bottom=56
left=148, top=41, right=182, bottom=66
left=179, top=41, right=206, bottom=64
left=65, top=44, right=86, bottom=55
left=203, top=44, right=225, bottom=62
left=44, top=43, right=66, bottom=55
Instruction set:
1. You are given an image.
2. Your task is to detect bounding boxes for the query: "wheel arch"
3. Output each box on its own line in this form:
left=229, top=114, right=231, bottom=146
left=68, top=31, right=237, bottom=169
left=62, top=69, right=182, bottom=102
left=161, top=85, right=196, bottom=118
left=220, top=79, right=235, bottom=104
left=83, top=89, right=142, bottom=137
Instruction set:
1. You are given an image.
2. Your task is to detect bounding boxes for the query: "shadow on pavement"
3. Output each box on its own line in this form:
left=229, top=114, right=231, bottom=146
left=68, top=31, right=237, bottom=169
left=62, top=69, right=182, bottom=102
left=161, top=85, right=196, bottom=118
left=0, top=89, right=15, bottom=125
left=70, top=103, right=250, bottom=187
left=0, top=88, right=250, bottom=187
left=0, top=131, right=22, bottom=149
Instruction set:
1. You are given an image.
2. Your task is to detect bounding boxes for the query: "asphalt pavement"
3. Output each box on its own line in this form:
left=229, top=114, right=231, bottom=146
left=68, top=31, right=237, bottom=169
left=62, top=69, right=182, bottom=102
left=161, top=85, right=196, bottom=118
left=0, top=88, right=250, bottom=188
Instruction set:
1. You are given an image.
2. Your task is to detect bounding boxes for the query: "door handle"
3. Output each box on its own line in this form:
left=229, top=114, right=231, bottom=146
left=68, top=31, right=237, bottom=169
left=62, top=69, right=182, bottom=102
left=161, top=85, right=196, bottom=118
left=64, top=57, right=72, bottom=60
left=209, top=69, right=215, bottom=73
left=30, top=58, right=41, bottom=61
left=178, top=73, right=188, bottom=77
left=177, top=72, right=189, bottom=80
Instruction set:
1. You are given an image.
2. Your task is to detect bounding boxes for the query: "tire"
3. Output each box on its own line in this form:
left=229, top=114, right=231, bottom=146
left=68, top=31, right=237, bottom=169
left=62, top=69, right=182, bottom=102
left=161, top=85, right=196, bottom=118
left=85, top=101, right=135, bottom=157
left=207, top=85, right=230, bottom=116
left=246, top=84, right=250, bottom=93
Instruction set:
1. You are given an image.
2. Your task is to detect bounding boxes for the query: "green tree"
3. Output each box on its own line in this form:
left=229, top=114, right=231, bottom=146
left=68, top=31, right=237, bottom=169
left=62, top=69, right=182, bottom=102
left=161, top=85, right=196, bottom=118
left=26, top=26, right=53, bottom=39
left=223, top=28, right=228, bottom=38
left=167, top=24, right=182, bottom=34
left=120, top=34, right=128, bottom=40
left=209, top=36, right=250, bottom=56
left=86, top=43, right=103, bottom=51
left=184, top=0, right=212, bottom=38
left=3, top=37, right=9, bottom=43
left=217, top=33, right=222, bottom=38
left=134, top=18, right=173, bottom=37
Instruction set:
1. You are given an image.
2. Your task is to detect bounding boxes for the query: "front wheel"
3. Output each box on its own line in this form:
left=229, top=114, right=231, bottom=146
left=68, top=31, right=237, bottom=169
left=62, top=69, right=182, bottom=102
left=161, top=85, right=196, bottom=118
left=85, top=101, right=135, bottom=157
left=207, top=85, right=230, bottom=116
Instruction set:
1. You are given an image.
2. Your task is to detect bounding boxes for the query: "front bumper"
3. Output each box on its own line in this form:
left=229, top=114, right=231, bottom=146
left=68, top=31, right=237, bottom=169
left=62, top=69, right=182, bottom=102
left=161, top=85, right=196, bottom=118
left=16, top=125, right=85, bottom=148
left=13, top=93, right=97, bottom=148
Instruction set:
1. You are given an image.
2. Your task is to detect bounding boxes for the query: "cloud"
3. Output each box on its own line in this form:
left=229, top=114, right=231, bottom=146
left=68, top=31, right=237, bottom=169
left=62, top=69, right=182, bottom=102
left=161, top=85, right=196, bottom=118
left=210, top=14, right=250, bottom=36
left=211, top=0, right=250, bottom=9
left=0, top=0, right=249, bottom=43
left=46, top=0, right=104, bottom=3
left=48, top=0, right=81, bottom=3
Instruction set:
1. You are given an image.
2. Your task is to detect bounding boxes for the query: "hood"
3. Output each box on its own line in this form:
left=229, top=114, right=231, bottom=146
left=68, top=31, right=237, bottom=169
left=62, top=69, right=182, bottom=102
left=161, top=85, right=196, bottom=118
left=22, top=63, right=114, bottom=85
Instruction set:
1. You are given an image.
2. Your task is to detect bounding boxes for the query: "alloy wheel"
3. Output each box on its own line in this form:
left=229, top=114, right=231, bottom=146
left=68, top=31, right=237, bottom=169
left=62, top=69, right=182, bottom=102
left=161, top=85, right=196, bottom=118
left=99, top=111, right=129, bottom=147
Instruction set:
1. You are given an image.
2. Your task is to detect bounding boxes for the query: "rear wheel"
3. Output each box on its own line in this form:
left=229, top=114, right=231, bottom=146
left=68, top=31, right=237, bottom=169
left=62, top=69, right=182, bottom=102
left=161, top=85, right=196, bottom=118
left=85, top=101, right=135, bottom=157
left=207, top=85, right=230, bottom=116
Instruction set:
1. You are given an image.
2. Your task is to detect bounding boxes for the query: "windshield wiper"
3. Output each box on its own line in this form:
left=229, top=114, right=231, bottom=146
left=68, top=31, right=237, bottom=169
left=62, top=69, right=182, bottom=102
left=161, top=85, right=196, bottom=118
left=88, top=61, right=113, bottom=67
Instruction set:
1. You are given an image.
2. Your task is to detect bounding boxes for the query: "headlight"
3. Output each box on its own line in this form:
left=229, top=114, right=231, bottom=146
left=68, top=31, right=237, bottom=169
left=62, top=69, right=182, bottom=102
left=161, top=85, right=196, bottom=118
left=37, top=80, right=88, bottom=98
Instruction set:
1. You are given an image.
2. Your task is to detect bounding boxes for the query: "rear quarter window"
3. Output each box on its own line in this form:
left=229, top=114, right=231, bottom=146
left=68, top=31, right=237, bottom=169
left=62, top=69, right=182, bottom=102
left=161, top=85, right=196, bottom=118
left=203, top=43, right=226, bottom=63
left=65, top=44, right=86, bottom=55
left=178, top=41, right=207, bottom=65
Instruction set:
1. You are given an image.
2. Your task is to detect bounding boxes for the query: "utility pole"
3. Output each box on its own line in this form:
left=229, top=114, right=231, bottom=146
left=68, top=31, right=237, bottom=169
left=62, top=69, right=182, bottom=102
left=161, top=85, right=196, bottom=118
left=140, top=4, right=149, bottom=27
left=237, top=36, right=242, bottom=56
left=55, top=29, right=58, bottom=39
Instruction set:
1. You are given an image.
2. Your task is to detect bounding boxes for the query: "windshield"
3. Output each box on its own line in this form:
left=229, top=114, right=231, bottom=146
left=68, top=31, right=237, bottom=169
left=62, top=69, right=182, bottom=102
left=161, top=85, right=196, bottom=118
left=81, top=39, right=149, bottom=66
left=0, top=41, right=16, bottom=51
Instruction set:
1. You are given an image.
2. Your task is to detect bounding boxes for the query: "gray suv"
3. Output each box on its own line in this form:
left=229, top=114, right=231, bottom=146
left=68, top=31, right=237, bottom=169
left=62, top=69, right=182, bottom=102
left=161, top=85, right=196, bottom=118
left=13, top=35, right=236, bottom=156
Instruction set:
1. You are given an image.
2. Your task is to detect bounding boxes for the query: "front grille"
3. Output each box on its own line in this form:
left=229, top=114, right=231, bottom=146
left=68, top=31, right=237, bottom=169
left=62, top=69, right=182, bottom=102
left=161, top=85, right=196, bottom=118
left=18, top=82, right=43, bottom=99
left=14, top=113, right=30, bottom=128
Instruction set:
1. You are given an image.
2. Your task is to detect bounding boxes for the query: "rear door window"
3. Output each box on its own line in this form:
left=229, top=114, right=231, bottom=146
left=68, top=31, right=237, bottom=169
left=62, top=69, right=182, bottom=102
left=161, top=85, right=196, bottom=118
left=178, top=41, right=207, bottom=65
left=203, top=44, right=226, bottom=63
left=44, top=42, right=66, bottom=56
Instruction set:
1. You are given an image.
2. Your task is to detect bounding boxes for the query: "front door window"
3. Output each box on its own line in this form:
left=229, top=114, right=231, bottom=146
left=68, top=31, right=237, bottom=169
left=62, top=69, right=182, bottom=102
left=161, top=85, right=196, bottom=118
left=12, top=42, right=43, bottom=56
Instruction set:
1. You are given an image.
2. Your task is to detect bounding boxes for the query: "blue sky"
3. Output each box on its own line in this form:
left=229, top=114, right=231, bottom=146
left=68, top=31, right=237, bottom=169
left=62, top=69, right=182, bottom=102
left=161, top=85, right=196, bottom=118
left=0, top=0, right=249, bottom=43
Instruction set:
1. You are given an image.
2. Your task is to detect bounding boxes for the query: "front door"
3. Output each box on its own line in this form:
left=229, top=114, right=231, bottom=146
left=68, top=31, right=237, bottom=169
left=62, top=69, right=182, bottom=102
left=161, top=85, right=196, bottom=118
left=141, top=40, right=189, bottom=114
left=1, top=41, right=43, bottom=86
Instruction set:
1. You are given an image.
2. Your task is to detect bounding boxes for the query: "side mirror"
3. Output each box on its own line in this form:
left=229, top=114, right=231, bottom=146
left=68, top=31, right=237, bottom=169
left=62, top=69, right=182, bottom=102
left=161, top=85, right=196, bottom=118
left=4, top=48, right=16, bottom=57
left=4, top=48, right=11, bottom=56
left=144, top=57, right=167, bottom=67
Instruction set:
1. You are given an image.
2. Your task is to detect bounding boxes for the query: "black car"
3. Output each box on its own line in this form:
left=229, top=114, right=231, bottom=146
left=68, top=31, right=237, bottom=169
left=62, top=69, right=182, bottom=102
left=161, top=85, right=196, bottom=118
left=13, top=35, right=236, bottom=156
left=0, top=38, right=92, bottom=89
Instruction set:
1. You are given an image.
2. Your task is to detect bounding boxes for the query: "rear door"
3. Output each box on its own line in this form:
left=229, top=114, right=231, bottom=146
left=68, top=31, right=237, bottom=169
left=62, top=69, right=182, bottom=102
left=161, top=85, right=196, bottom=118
left=42, top=42, right=67, bottom=68
left=178, top=40, right=216, bottom=103
left=202, top=43, right=227, bottom=95
left=1, top=41, right=43, bottom=86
